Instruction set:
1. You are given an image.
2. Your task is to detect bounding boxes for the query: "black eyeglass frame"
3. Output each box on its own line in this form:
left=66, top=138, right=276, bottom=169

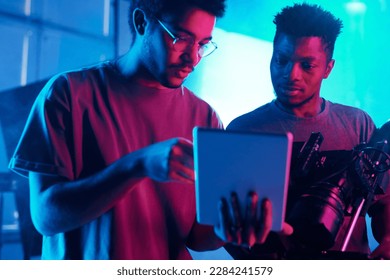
left=156, top=19, right=218, bottom=58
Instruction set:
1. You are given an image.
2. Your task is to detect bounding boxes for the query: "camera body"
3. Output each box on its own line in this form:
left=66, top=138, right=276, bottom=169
left=286, top=132, right=388, bottom=251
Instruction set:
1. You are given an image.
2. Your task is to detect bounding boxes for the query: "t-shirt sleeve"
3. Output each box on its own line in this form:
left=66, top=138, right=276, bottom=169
left=9, top=74, right=74, bottom=180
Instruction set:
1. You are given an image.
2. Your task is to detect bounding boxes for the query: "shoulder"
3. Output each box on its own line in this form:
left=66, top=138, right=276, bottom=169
left=227, top=102, right=274, bottom=130
left=47, top=62, right=112, bottom=86
left=325, top=100, right=376, bottom=141
left=326, top=100, right=375, bottom=125
left=182, top=87, right=204, bottom=101
left=40, top=62, right=113, bottom=101
left=181, top=87, right=223, bottom=128
left=181, top=87, right=216, bottom=109
left=327, top=100, right=372, bottom=118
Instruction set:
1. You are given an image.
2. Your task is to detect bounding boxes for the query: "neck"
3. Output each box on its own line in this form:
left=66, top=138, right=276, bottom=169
left=115, top=51, right=167, bottom=89
left=275, top=98, right=324, bottom=118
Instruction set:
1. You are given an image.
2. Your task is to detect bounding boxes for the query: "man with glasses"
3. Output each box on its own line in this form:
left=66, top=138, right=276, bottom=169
left=9, top=0, right=227, bottom=259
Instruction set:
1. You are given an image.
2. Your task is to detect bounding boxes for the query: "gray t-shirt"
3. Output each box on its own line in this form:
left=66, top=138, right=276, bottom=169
left=227, top=99, right=379, bottom=256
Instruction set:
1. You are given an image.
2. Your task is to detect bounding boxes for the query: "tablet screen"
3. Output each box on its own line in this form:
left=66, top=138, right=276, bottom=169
left=193, top=127, right=293, bottom=231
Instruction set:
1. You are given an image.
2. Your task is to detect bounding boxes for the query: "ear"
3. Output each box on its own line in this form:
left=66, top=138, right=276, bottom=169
left=132, top=8, right=147, bottom=35
left=324, top=59, right=335, bottom=79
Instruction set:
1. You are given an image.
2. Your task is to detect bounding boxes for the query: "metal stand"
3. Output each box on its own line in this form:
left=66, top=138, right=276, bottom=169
left=341, top=197, right=366, bottom=252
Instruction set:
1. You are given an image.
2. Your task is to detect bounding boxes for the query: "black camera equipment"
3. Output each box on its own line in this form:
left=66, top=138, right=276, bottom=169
left=286, top=132, right=390, bottom=255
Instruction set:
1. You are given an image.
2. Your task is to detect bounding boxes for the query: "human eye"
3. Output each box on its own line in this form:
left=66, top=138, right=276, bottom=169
left=301, top=61, right=315, bottom=70
left=199, top=42, right=210, bottom=51
left=177, top=34, right=193, bottom=43
left=197, top=38, right=211, bottom=47
left=274, top=55, right=288, bottom=66
left=198, top=41, right=214, bottom=54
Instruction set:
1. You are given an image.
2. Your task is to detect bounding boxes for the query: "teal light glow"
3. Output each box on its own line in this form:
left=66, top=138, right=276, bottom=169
left=186, top=0, right=390, bottom=128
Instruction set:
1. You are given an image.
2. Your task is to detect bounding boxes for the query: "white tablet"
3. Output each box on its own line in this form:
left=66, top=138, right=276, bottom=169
left=193, top=127, right=293, bottom=231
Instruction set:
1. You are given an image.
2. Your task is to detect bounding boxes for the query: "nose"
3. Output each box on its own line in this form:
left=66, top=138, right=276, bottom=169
left=284, top=62, right=301, bottom=80
left=182, top=45, right=201, bottom=65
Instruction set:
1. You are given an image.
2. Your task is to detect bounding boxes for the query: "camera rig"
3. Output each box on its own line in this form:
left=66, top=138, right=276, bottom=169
left=286, top=131, right=390, bottom=254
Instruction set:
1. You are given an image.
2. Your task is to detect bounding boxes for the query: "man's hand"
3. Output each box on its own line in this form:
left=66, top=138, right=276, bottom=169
left=141, top=137, right=194, bottom=184
left=214, top=192, right=293, bottom=248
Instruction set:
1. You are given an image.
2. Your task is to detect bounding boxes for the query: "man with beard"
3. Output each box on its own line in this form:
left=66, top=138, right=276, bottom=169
left=9, top=0, right=228, bottom=259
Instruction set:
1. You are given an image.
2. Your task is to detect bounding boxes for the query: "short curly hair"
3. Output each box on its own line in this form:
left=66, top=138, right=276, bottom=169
left=273, top=3, right=343, bottom=60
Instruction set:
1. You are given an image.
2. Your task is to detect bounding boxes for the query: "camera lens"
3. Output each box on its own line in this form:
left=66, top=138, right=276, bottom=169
left=287, top=182, right=345, bottom=250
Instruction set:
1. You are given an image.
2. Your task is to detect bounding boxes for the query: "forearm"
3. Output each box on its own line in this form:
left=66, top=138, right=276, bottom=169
left=30, top=150, right=145, bottom=236
left=30, top=137, right=192, bottom=236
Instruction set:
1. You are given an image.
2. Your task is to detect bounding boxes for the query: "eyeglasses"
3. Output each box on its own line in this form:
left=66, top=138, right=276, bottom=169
left=156, top=19, right=218, bottom=58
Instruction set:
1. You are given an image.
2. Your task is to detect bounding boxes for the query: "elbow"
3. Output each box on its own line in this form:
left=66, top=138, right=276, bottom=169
left=29, top=173, right=68, bottom=236
left=31, top=207, right=59, bottom=236
left=30, top=196, right=68, bottom=236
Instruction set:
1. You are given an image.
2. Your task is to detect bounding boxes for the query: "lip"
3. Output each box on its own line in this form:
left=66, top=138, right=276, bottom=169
left=280, top=85, right=302, bottom=95
left=174, top=67, right=192, bottom=79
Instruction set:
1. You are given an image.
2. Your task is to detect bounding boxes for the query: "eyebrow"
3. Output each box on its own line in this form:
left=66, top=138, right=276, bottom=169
left=277, top=52, right=318, bottom=62
left=172, top=24, right=213, bottom=42
left=299, top=56, right=317, bottom=61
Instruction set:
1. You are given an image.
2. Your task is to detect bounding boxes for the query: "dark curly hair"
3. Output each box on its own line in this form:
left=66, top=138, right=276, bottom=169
left=127, top=0, right=226, bottom=45
left=273, top=3, right=343, bottom=60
